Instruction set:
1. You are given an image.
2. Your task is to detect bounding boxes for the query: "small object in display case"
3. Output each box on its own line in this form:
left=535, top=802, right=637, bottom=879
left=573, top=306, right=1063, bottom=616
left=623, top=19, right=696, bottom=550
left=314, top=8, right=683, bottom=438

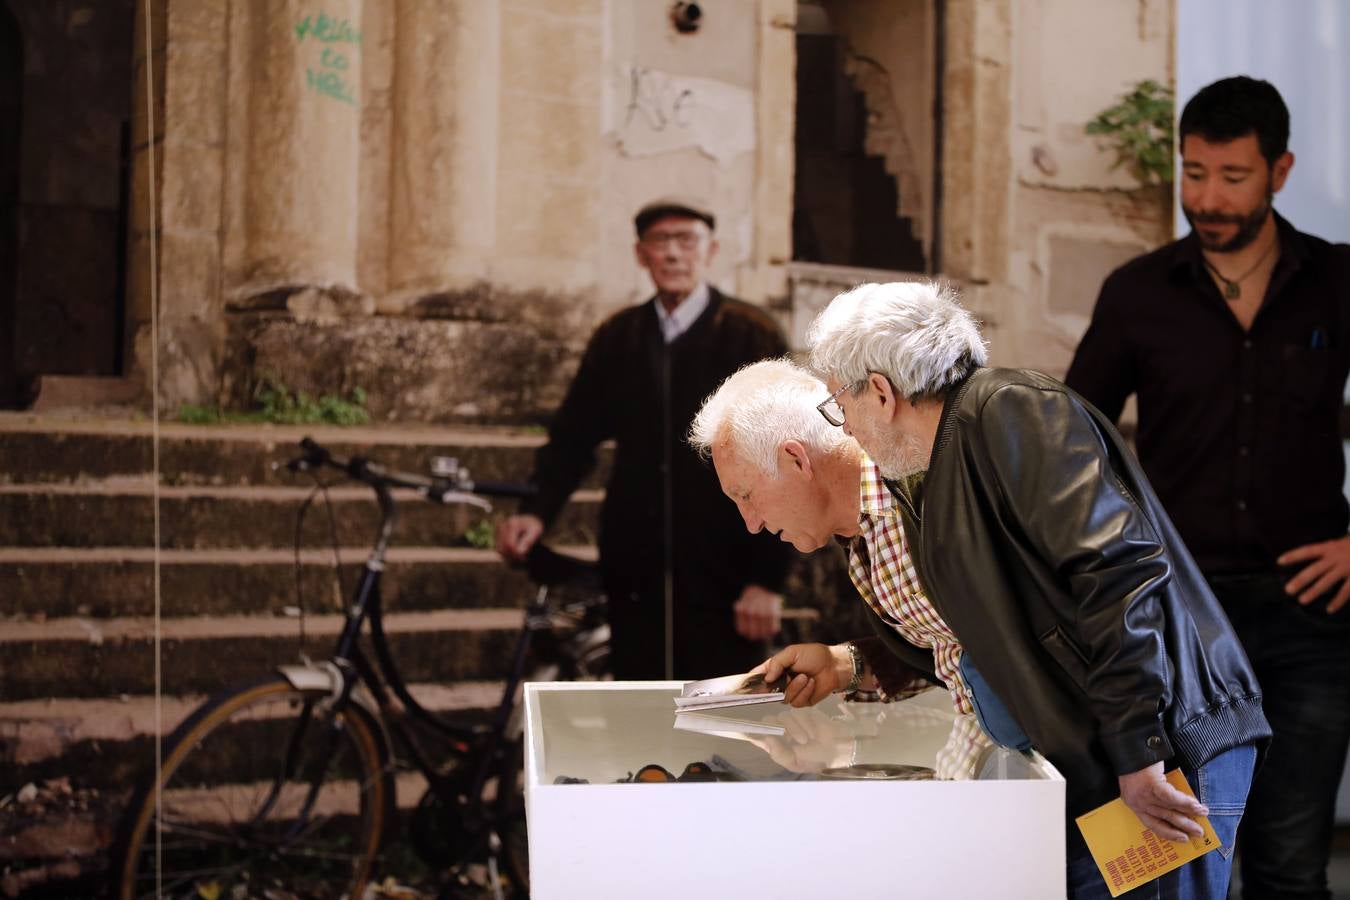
left=524, top=682, right=1068, bottom=899
left=819, top=763, right=936, bottom=781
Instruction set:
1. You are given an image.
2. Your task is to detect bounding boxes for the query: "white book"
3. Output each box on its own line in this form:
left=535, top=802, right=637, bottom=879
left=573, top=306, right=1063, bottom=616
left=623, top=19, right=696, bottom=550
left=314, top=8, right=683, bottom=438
left=674, top=671, right=787, bottom=711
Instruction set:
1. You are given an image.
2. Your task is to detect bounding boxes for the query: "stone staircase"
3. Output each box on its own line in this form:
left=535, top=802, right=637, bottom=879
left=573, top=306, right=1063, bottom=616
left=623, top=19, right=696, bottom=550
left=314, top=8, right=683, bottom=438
left=0, top=415, right=602, bottom=895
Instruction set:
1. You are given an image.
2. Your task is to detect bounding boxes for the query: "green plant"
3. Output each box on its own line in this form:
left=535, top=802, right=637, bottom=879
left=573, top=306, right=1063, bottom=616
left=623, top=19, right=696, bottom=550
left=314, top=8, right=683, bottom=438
left=462, top=518, right=495, bottom=550
left=1086, top=79, right=1175, bottom=187
left=176, top=380, right=371, bottom=426
left=176, top=403, right=220, bottom=425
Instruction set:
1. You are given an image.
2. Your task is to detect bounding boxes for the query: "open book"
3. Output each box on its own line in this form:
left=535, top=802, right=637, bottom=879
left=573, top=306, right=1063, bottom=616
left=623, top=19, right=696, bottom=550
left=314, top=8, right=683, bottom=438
left=674, top=671, right=788, bottom=711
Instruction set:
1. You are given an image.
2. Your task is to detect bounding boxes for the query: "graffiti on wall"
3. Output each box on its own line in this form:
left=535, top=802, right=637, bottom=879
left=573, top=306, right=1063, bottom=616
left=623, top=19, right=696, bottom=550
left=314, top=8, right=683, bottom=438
left=614, top=66, right=753, bottom=164
left=624, top=67, right=696, bottom=132
left=295, top=12, right=361, bottom=105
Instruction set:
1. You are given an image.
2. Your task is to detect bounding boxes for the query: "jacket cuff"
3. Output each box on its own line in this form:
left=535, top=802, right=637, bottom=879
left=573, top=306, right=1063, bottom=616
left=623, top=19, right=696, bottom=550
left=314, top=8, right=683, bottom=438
left=1102, top=721, right=1173, bottom=775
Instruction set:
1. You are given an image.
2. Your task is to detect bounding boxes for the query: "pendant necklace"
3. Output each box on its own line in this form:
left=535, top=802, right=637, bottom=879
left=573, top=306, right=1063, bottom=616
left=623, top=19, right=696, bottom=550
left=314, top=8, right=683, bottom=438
left=1202, top=236, right=1278, bottom=300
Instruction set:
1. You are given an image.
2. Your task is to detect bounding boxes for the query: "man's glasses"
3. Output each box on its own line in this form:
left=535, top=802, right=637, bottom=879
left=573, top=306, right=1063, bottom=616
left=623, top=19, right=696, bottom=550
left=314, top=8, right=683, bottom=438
left=640, top=230, right=704, bottom=250
left=817, top=381, right=861, bottom=427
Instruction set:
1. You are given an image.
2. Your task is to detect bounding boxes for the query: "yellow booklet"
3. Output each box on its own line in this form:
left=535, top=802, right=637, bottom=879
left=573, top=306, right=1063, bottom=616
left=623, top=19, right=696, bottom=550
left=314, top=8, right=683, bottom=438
left=1074, top=769, right=1220, bottom=897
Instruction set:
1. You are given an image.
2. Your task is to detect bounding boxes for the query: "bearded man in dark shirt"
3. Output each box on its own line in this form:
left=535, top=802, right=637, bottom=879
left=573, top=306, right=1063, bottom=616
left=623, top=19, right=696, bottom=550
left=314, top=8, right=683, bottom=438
left=495, top=198, right=792, bottom=680
left=1067, top=76, right=1350, bottom=900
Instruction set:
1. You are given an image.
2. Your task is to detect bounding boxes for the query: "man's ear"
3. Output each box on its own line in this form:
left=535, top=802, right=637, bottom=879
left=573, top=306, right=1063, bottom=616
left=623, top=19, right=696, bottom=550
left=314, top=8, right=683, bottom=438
left=780, top=439, right=812, bottom=475
left=1271, top=150, right=1295, bottom=194
left=867, top=373, right=900, bottom=423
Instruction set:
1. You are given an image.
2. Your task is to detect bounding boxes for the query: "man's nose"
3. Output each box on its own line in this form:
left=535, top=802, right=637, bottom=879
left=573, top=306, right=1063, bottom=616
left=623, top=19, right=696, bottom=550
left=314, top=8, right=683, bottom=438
left=1198, top=177, right=1225, bottom=211
left=737, top=502, right=763, bottom=533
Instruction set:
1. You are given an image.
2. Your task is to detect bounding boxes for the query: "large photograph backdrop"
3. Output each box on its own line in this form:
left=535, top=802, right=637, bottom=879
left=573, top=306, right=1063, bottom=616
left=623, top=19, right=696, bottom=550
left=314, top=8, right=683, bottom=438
left=1177, top=0, right=1350, bottom=819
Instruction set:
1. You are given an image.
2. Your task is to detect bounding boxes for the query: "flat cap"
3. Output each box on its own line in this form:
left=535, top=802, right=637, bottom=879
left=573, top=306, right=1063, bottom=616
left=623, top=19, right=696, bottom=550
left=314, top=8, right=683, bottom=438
left=634, top=197, right=716, bottom=236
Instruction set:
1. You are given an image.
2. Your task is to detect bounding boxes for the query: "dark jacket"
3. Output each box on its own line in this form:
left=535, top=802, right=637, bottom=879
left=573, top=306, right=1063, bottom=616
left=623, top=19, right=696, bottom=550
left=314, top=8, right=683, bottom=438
left=870, top=367, right=1270, bottom=816
left=524, top=287, right=792, bottom=609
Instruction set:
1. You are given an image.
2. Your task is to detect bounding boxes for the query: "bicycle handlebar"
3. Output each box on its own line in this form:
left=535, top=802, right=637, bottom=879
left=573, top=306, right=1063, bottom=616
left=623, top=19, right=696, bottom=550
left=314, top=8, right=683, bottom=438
left=287, top=437, right=538, bottom=505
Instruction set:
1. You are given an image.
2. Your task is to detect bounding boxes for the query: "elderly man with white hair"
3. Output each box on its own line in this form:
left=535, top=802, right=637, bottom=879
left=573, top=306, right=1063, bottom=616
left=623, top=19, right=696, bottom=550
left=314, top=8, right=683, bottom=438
left=691, top=282, right=1270, bottom=900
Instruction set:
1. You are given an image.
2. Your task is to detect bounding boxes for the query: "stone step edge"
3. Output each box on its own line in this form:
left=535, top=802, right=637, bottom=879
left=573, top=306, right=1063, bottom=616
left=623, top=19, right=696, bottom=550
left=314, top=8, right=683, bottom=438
left=0, top=607, right=526, bottom=643
left=0, top=544, right=599, bottom=564
left=3, top=680, right=510, bottom=768
left=0, top=414, right=549, bottom=447
left=2, top=769, right=437, bottom=872
left=0, top=481, right=603, bottom=502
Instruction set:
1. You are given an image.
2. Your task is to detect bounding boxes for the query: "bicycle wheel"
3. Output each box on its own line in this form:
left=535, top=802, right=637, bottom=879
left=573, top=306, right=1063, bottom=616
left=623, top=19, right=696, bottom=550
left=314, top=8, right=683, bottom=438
left=109, top=674, right=394, bottom=900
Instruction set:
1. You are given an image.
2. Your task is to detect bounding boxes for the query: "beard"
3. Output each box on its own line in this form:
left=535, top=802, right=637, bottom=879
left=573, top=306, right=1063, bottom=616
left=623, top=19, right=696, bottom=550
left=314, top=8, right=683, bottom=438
left=1182, top=192, right=1272, bottom=253
left=873, top=431, right=931, bottom=480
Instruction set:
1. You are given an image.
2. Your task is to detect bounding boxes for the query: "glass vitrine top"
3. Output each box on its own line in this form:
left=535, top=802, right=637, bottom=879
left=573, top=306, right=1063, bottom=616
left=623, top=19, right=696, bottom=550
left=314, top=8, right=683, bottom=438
left=527, top=683, right=1049, bottom=786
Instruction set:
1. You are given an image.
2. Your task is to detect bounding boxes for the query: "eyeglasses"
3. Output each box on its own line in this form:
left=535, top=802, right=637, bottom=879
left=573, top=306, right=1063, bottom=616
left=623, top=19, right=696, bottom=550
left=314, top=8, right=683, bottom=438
left=817, top=381, right=861, bottom=427
left=640, top=230, right=704, bottom=250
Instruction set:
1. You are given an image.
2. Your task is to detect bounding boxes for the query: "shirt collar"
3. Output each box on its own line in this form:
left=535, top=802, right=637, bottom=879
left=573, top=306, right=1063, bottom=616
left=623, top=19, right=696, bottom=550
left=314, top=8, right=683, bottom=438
left=653, top=282, right=711, bottom=343
left=1168, top=210, right=1310, bottom=284
left=858, top=455, right=898, bottom=522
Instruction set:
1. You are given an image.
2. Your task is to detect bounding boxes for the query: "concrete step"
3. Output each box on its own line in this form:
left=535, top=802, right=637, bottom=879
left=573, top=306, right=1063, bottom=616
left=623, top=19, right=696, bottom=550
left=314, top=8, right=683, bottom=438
left=0, top=770, right=443, bottom=895
left=0, top=483, right=601, bottom=550
left=0, top=609, right=524, bottom=701
left=0, top=416, right=609, bottom=488
left=0, top=683, right=502, bottom=894
left=0, top=544, right=597, bottom=619
left=0, top=681, right=506, bottom=793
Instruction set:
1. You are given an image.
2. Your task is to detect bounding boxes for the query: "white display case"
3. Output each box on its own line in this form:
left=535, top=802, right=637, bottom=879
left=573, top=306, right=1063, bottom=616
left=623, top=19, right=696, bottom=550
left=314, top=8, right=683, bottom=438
left=523, top=682, right=1066, bottom=899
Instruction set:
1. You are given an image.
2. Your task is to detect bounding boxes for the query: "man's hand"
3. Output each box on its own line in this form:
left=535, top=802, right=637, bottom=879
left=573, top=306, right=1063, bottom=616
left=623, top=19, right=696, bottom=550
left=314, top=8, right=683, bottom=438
left=1117, top=761, right=1208, bottom=843
left=733, top=585, right=783, bottom=641
left=750, top=708, right=855, bottom=773
left=1279, top=534, right=1350, bottom=613
left=756, top=643, right=850, bottom=708
left=495, top=514, right=544, bottom=562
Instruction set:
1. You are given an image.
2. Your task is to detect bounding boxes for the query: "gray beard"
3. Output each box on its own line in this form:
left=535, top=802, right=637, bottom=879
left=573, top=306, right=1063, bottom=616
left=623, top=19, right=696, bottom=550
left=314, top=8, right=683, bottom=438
left=875, top=433, right=930, bottom=480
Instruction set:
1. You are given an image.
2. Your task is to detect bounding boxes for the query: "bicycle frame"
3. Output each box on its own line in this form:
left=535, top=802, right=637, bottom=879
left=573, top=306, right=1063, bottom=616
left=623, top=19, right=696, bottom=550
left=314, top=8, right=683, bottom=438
left=277, top=439, right=585, bottom=850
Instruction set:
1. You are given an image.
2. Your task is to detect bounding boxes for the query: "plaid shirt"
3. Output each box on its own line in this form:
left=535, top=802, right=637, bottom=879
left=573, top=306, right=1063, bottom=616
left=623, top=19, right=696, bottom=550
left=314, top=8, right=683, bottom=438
left=847, top=458, right=974, bottom=715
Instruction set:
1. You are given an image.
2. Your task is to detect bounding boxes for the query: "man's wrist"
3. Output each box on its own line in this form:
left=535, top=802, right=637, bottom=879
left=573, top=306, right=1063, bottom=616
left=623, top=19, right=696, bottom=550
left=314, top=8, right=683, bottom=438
left=832, top=642, right=864, bottom=693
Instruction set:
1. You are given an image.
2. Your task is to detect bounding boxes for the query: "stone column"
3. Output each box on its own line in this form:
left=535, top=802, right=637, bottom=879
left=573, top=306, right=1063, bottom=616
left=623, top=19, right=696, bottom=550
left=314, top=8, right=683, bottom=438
left=236, top=0, right=363, bottom=295
left=939, top=0, right=1012, bottom=286
left=385, top=0, right=499, bottom=305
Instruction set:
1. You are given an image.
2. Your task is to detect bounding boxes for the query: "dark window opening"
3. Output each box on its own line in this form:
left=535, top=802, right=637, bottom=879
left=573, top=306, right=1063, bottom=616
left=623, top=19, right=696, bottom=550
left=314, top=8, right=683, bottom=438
left=6, top=0, right=136, bottom=406
left=793, top=31, right=926, bottom=272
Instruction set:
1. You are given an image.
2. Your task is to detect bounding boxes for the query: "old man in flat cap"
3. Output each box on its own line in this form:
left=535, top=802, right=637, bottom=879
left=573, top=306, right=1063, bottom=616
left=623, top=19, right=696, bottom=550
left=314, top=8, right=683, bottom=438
left=496, top=198, right=793, bottom=679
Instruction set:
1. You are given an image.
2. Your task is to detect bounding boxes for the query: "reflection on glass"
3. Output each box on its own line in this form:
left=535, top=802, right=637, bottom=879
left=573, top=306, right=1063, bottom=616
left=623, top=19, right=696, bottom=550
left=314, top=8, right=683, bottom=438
left=533, top=685, right=1045, bottom=786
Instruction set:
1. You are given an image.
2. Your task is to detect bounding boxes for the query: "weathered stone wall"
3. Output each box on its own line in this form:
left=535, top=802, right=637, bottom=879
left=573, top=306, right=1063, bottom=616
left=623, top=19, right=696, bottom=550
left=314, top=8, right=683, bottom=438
left=130, top=0, right=1173, bottom=418
left=941, top=0, right=1174, bottom=378
left=133, top=0, right=793, bottom=422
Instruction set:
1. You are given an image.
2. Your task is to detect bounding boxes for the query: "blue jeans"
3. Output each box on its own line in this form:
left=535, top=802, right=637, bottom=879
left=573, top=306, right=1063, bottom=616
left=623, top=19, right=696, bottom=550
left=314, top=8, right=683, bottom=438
left=1213, top=574, right=1350, bottom=900
left=1065, top=744, right=1257, bottom=900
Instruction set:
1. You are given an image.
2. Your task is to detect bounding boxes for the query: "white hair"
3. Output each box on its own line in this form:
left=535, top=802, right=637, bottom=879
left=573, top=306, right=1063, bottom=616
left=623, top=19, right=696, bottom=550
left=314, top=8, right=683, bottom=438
left=805, top=280, right=987, bottom=400
left=689, top=358, right=853, bottom=476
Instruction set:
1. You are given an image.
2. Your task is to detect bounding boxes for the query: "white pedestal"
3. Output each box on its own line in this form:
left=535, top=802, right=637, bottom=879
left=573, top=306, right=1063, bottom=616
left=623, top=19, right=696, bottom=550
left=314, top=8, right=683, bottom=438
left=524, top=682, right=1066, bottom=899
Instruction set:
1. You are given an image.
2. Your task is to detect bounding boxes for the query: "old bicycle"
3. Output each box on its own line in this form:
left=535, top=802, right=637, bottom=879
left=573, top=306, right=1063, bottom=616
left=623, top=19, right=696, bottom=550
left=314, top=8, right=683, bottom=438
left=109, top=437, right=608, bottom=899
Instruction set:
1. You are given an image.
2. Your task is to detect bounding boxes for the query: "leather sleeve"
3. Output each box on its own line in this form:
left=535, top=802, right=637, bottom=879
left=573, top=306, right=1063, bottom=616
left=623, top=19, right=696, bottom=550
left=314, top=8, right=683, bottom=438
left=976, top=383, right=1174, bottom=774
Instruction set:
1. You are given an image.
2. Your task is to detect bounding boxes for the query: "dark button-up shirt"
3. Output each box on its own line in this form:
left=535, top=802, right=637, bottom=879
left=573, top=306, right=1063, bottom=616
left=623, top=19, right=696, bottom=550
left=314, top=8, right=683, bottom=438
left=1066, top=213, right=1350, bottom=575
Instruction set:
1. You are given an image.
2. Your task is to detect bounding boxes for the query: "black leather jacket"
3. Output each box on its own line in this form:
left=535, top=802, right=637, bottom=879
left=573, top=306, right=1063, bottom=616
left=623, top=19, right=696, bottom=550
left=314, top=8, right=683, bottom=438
left=870, top=367, right=1270, bottom=815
